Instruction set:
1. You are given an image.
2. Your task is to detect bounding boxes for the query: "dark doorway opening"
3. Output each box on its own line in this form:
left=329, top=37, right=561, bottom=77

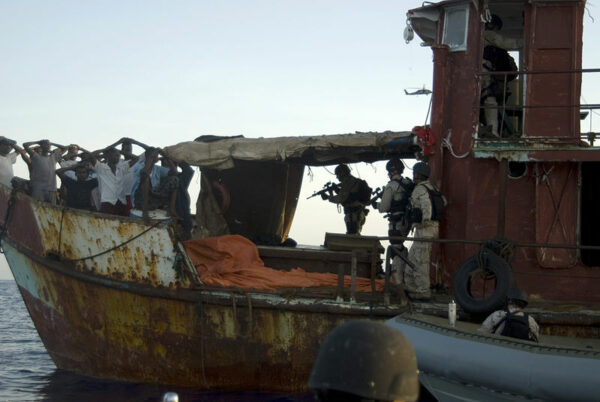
left=580, top=162, right=600, bottom=266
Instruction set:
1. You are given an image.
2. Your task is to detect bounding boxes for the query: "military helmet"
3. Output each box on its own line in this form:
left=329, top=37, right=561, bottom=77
left=488, top=14, right=503, bottom=30
left=507, top=288, right=528, bottom=307
left=334, top=164, right=351, bottom=176
left=386, top=158, right=405, bottom=174
left=308, top=320, right=419, bottom=402
left=413, top=162, right=430, bottom=178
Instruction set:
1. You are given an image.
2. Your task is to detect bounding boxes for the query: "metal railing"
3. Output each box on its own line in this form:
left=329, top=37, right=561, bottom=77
left=478, top=68, right=600, bottom=142
left=331, top=233, right=600, bottom=306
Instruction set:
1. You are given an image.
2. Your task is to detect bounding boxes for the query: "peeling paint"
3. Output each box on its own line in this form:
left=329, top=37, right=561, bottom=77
left=4, top=240, right=398, bottom=391
left=8, top=198, right=183, bottom=287
left=3, top=186, right=597, bottom=392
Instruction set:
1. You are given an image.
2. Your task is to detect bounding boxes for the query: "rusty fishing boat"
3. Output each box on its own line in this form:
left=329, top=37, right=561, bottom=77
left=3, top=0, right=600, bottom=396
left=0, top=131, right=423, bottom=392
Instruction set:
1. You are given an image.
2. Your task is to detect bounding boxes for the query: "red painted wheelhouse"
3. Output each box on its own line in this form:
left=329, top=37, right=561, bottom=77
left=407, top=0, right=600, bottom=303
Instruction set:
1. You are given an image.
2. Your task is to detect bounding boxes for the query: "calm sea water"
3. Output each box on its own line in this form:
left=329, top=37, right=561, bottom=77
left=0, top=280, right=313, bottom=402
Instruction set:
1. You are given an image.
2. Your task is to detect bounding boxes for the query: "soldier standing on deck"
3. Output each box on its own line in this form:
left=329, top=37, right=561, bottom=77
left=375, top=158, right=414, bottom=285
left=323, top=164, right=370, bottom=235
left=405, top=162, right=444, bottom=301
left=481, top=14, right=521, bottom=137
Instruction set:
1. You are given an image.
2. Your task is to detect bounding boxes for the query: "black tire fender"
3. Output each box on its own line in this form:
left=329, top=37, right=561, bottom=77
left=453, top=249, right=515, bottom=314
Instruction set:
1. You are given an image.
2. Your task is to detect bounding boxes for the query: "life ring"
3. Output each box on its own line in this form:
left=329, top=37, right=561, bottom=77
left=211, top=180, right=230, bottom=214
left=452, top=248, right=515, bottom=314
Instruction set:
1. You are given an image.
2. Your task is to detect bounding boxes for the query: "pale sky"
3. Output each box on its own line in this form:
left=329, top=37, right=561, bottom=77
left=1, top=1, right=599, bottom=279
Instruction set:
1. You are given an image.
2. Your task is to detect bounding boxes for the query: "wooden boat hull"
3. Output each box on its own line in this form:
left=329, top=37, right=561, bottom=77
left=386, top=314, right=600, bottom=401
left=5, top=238, right=405, bottom=391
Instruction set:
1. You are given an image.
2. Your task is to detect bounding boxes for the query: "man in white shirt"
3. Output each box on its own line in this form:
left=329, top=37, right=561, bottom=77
left=110, top=137, right=148, bottom=214
left=0, top=137, right=29, bottom=188
left=88, top=147, right=135, bottom=216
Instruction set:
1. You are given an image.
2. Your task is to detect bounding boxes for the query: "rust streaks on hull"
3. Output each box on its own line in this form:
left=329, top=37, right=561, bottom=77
left=1, top=193, right=44, bottom=254
left=7, top=196, right=182, bottom=287
left=7, top=242, right=391, bottom=391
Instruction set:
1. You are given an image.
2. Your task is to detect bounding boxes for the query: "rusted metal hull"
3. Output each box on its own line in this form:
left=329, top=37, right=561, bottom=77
left=0, top=188, right=184, bottom=288
left=0, top=187, right=406, bottom=391
left=5, top=239, right=402, bottom=391
left=2, top=173, right=596, bottom=391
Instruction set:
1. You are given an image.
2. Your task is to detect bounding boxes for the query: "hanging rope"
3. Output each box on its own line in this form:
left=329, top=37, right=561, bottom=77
left=482, top=236, right=515, bottom=263
left=476, top=236, right=515, bottom=277
left=441, top=129, right=472, bottom=159
left=0, top=186, right=166, bottom=262
left=63, top=219, right=165, bottom=262
left=424, top=96, right=433, bottom=126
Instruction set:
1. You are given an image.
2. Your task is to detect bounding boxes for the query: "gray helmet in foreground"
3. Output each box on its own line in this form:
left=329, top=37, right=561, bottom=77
left=507, top=288, right=528, bottom=307
left=308, top=320, right=419, bottom=402
left=413, top=162, right=430, bottom=178
left=386, top=158, right=405, bottom=174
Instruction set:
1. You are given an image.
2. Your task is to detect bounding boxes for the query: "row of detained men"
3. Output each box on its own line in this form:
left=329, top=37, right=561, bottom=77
left=0, top=137, right=193, bottom=235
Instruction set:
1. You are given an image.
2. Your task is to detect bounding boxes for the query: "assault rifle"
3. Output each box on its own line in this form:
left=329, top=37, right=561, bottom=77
left=307, top=182, right=340, bottom=200
left=369, top=187, right=383, bottom=208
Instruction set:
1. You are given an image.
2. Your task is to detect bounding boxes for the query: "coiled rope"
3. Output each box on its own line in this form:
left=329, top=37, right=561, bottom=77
left=479, top=236, right=515, bottom=264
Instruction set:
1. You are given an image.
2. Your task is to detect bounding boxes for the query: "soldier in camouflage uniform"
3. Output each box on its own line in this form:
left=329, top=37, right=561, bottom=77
left=375, top=158, right=413, bottom=285
left=482, top=14, right=521, bottom=137
left=324, top=164, right=366, bottom=235
left=406, top=162, right=439, bottom=300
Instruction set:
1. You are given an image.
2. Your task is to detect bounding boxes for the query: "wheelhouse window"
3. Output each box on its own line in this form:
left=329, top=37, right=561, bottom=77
left=442, top=5, right=469, bottom=52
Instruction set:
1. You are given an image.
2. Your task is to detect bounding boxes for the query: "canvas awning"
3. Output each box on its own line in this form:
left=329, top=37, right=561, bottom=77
left=164, top=131, right=417, bottom=170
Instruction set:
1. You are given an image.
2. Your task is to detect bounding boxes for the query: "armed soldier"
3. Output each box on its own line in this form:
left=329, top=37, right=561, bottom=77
left=322, top=164, right=371, bottom=235
left=374, top=158, right=414, bottom=285
left=481, top=14, right=521, bottom=137
left=405, top=161, right=445, bottom=300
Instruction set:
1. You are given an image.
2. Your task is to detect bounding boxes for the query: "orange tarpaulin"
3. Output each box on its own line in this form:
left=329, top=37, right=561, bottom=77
left=183, top=235, right=384, bottom=292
